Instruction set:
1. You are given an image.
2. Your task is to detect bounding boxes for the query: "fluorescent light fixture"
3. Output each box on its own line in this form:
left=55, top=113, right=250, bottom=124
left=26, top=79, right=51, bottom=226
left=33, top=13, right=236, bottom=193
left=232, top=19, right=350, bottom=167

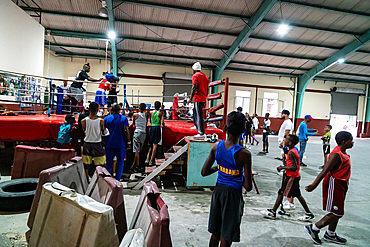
left=277, top=23, right=289, bottom=35
left=108, top=31, right=116, bottom=40
left=337, top=58, right=345, bottom=63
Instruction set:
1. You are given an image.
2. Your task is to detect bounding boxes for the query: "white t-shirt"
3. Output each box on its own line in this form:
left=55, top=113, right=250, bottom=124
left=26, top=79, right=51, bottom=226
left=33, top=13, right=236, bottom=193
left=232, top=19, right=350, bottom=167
left=252, top=117, right=259, bottom=130
left=278, top=119, right=292, bottom=142
left=263, top=119, right=271, bottom=133
left=60, top=85, right=70, bottom=98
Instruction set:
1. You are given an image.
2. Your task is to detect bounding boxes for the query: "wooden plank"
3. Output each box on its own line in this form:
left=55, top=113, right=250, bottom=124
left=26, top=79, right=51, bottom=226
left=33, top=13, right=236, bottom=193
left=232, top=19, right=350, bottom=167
left=158, top=171, right=166, bottom=176
left=133, top=143, right=189, bottom=189
left=164, top=165, right=172, bottom=170
left=171, top=160, right=184, bottom=165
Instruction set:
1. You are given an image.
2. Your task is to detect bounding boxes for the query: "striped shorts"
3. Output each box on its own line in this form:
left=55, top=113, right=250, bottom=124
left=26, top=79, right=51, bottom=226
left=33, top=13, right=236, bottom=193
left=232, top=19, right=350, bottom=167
left=323, top=174, right=348, bottom=216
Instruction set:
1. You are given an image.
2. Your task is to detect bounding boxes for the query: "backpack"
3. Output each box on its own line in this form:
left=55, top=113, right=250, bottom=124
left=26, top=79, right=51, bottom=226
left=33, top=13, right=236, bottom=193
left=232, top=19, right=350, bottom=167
left=57, top=124, right=72, bottom=144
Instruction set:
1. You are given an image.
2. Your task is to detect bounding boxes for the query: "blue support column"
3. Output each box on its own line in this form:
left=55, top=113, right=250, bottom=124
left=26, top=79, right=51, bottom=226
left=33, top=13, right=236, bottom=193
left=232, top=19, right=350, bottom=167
left=107, top=0, right=118, bottom=76
left=295, top=29, right=370, bottom=118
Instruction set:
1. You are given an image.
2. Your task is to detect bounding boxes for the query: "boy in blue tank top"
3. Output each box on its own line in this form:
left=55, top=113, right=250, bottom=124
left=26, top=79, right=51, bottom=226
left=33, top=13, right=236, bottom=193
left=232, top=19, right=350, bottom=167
left=201, top=111, right=253, bottom=246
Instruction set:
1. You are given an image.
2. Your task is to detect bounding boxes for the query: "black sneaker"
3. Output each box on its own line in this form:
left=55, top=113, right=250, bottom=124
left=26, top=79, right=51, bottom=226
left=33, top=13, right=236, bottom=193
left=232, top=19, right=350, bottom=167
left=304, top=224, right=321, bottom=244
left=323, top=231, right=347, bottom=245
left=301, top=162, right=307, bottom=167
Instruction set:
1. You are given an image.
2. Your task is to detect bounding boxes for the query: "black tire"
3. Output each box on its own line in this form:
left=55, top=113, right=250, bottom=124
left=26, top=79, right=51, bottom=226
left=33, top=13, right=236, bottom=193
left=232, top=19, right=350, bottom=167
left=0, top=178, right=39, bottom=212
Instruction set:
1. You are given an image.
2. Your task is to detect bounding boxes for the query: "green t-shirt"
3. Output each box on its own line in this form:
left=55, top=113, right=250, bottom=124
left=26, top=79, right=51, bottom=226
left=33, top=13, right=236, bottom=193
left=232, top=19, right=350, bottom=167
left=151, top=110, right=161, bottom=126
left=323, top=131, right=331, bottom=145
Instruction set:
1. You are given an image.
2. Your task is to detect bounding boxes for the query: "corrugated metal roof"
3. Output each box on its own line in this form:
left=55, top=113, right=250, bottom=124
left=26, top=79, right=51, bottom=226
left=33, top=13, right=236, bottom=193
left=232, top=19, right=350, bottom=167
left=265, top=2, right=370, bottom=34
left=13, top=0, right=370, bottom=83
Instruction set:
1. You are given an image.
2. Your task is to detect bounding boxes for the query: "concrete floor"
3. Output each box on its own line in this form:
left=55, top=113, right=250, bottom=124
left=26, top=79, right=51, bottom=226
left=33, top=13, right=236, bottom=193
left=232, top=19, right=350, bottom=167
left=1, top=135, right=369, bottom=246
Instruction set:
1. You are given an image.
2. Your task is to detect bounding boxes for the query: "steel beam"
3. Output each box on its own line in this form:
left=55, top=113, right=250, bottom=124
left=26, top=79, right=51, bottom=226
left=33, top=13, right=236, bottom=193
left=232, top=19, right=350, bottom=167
left=212, top=0, right=277, bottom=106
left=106, top=0, right=117, bottom=76
left=214, top=0, right=277, bottom=80
left=295, top=29, right=370, bottom=118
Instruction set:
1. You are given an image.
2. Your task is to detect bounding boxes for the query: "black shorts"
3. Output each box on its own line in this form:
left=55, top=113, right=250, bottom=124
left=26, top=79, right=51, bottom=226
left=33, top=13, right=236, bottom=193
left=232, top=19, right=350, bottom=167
left=278, top=174, right=301, bottom=198
left=323, top=145, right=330, bottom=154
left=208, top=184, right=244, bottom=242
left=149, top=126, right=161, bottom=144
left=245, top=127, right=251, bottom=136
left=263, top=133, right=269, bottom=142
left=82, top=142, right=106, bottom=169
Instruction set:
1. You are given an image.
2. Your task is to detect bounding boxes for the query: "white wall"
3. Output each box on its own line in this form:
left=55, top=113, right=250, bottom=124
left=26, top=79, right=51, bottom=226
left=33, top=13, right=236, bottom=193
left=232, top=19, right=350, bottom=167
left=0, top=0, right=44, bottom=76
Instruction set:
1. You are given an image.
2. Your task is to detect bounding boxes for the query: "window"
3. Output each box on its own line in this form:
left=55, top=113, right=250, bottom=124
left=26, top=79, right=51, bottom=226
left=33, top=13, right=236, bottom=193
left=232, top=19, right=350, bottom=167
left=262, top=92, right=278, bottom=117
left=235, top=90, right=251, bottom=113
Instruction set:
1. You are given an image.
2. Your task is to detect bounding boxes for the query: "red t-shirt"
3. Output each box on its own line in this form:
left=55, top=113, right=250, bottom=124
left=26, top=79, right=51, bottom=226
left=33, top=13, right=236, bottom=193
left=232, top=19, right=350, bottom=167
left=98, top=79, right=110, bottom=91
left=192, top=72, right=209, bottom=103
left=286, top=147, right=300, bottom=178
left=328, top=146, right=351, bottom=181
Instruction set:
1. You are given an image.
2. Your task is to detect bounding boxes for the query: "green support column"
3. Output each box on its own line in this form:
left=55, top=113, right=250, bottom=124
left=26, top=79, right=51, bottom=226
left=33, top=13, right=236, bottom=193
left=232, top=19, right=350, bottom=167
left=365, top=85, right=370, bottom=123
left=211, top=0, right=277, bottom=106
left=106, top=0, right=117, bottom=76
left=295, top=29, right=370, bottom=118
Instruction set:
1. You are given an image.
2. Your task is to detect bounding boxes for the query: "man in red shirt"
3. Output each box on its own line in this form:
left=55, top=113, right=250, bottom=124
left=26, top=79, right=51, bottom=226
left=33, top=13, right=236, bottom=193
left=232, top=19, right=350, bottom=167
left=188, top=62, right=209, bottom=138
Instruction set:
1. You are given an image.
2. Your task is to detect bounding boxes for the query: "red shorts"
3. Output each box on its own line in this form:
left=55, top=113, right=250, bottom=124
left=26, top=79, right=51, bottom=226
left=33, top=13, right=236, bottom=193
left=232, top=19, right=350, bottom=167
left=322, top=174, right=348, bottom=216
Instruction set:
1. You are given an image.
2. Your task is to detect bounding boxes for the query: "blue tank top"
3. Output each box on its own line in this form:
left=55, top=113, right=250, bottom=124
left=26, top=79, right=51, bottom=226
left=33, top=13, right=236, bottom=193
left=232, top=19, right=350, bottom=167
left=215, top=140, right=244, bottom=190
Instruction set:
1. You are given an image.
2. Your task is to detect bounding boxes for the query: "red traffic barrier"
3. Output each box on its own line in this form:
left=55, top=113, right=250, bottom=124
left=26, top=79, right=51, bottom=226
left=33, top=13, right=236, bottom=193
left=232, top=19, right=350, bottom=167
left=130, top=181, right=172, bottom=247
left=11, top=145, right=75, bottom=180
left=27, top=157, right=87, bottom=229
left=86, top=166, right=128, bottom=241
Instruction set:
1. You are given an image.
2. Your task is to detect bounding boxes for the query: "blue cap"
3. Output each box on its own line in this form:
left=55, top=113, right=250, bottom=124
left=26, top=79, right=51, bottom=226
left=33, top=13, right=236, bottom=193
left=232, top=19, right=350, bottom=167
left=105, top=73, right=119, bottom=82
left=281, top=109, right=290, bottom=115
left=305, top=115, right=313, bottom=119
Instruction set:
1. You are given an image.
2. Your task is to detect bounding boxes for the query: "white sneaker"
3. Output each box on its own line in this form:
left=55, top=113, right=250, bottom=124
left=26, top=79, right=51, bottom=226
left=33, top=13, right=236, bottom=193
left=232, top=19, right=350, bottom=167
left=194, top=134, right=205, bottom=138
left=261, top=209, right=276, bottom=220
left=278, top=171, right=284, bottom=176
left=283, top=201, right=296, bottom=210
left=299, top=213, right=315, bottom=222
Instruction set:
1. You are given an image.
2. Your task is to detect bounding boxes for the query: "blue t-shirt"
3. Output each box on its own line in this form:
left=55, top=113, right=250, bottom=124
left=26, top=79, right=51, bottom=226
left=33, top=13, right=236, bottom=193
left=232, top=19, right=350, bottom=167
left=215, top=140, right=244, bottom=190
left=298, top=121, right=316, bottom=140
left=104, top=114, right=129, bottom=148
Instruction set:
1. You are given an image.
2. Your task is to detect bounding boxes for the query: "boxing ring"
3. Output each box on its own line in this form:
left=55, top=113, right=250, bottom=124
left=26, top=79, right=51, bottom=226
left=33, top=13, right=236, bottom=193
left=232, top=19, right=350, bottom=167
left=0, top=69, right=229, bottom=147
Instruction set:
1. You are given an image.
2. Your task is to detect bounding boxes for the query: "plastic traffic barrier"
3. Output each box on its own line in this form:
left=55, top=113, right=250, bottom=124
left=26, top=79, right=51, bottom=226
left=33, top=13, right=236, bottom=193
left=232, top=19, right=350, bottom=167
left=119, top=228, right=146, bottom=247
left=11, top=145, right=75, bottom=179
left=27, top=157, right=87, bottom=229
left=29, top=182, right=119, bottom=247
left=85, top=166, right=127, bottom=241
left=130, top=181, right=172, bottom=247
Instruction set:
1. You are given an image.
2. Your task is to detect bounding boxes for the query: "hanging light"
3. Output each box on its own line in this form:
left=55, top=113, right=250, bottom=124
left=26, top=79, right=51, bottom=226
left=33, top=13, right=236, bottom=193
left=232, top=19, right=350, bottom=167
left=337, top=58, right=345, bottom=64
left=277, top=23, right=289, bottom=35
left=98, top=1, right=108, bottom=18
left=108, top=31, right=116, bottom=40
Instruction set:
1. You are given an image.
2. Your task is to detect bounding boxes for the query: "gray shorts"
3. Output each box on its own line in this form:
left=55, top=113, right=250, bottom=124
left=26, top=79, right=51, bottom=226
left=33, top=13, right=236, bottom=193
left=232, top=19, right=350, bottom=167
left=133, top=131, right=146, bottom=153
